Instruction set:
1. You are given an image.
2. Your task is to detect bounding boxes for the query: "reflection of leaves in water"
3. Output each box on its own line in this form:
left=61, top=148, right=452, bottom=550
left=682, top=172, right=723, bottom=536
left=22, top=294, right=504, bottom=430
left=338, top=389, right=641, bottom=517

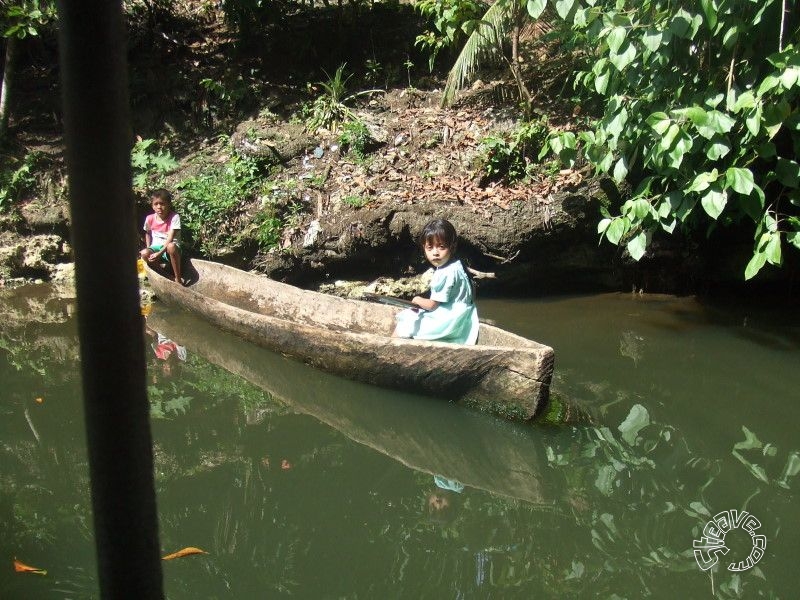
left=619, top=330, right=645, bottom=365
left=547, top=404, right=721, bottom=579
left=147, top=384, right=193, bottom=420
left=732, top=426, right=800, bottom=490
left=0, top=333, right=50, bottom=379
left=618, top=403, right=650, bottom=446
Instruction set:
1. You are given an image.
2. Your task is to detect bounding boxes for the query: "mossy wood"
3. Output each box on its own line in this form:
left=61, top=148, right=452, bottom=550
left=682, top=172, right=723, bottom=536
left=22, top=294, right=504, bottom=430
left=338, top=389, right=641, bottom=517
left=145, top=259, right=554, bottom=420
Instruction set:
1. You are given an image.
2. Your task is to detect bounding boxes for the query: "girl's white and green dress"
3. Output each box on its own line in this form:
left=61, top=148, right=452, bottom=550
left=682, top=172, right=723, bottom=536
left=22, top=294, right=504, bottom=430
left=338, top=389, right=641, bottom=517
left=395, top=259, right=480, bottom=344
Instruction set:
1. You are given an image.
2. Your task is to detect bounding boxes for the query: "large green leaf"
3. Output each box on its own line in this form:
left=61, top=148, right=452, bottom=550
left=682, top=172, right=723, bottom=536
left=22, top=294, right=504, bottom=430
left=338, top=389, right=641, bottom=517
left=593, top=59, right=610, bottom=94
left=700, top=186, right=727, bottom=219
left=660, top=123, right=680, bottom=149
left=555, top=0, right=576, bottom=21
left=705, top=139, right=730, bottom=160
left=694, top=110, right=735, bottom=139
left=641, top=28, right=663, bottom=53
left=765, top=232, right=782, bottom=265
left=607, top=26, right=626, bottom=54
left=609, top=41, right=637, bottom=72
left=699, top=0, right=717, bottom=30
left=527, top=0, right=547, bottom=19
left=613, top=157, right=629, bottom=182
left=605, top=217, right=629, bottom=244
left=725, top=167, right=755, bottom=195
left=605, top=106, right=628, bottom=139
left=745, top=103, right=763, bottom=136
left=646, top=112, right=671, bottom=134
left=744, top=250, right=767, bottom=280
left=775, top=158, right=800, bottom=187
left=667, top=133, right=693, bottom=169
left=626, top=231, right=648, bottom=261
left=686, top=169, right=719, bottom=193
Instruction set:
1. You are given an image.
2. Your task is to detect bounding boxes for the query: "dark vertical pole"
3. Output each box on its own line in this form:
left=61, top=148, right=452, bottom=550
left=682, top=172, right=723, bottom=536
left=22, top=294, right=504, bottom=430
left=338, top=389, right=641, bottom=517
left=56, top=2, right=164, bottom=598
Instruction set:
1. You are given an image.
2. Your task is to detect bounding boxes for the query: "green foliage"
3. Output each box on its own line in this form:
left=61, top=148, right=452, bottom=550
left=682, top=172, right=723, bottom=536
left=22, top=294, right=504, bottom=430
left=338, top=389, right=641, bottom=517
left=479, top=118, right=551, bottom=182
left=342, top=195, right=369, bottom=208
left=307, top=64, right=381, bottom=132
left=364, top=58, right=383, bottom=87
left=307, top=64, right=355, bottom=132
left=441, top=0, right=517, bottom=106
left=131, top=138, right=178, bottom=193
left=414, top=0, right=487, bottom=71
left=533, top=0, right=800, bottom=278
left=2, top=1, right=55, bottom=39
left=337, top=120, right=373, bottom=159
left=253, top=210, right=282, bottom=249
left=176, top=150, right=267, bottom=254
left=0, top=150, right=41, bottom=211
left=198, top=73, right=259, bottom=125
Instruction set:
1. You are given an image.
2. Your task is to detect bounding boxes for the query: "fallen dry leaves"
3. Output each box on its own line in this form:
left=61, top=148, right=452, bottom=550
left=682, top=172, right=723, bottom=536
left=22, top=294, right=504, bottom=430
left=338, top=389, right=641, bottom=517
left=14, top=558, right=47, bottom=575
left=162, top=547, right=208, bottom=560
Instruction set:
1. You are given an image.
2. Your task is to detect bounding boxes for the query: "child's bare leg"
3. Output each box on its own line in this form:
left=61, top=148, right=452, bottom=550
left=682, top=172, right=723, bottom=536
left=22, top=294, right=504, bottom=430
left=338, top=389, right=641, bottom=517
left=166, top=243, right=182, bottom=284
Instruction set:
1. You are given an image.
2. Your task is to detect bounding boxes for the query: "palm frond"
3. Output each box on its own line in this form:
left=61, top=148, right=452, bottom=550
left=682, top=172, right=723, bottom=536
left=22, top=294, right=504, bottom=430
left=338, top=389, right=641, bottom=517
left=442, top=0, right=517, bottom=107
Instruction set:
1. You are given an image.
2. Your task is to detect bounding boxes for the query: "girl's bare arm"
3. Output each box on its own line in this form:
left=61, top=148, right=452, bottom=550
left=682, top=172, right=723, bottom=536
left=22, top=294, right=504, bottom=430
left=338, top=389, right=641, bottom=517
left=412, top=296, right=439, bottom=311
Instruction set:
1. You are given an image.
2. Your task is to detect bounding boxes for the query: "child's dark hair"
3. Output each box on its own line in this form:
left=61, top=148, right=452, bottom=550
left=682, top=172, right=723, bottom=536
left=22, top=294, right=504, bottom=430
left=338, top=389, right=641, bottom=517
left=419, top=218, right=458, bottom=251
left=150, top=188, right=173, bottom=205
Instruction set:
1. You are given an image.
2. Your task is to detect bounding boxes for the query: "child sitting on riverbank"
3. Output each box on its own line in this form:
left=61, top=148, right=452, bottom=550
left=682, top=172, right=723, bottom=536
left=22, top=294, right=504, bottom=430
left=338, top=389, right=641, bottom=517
left=140, top=188, right=182, bottom=284
left=392, top=218, right=479, bottom=344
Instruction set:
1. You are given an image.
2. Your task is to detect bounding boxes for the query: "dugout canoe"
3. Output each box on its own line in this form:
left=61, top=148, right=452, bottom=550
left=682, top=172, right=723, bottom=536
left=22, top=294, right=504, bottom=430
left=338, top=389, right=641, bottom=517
left=144, top=258, right=555, bottom=420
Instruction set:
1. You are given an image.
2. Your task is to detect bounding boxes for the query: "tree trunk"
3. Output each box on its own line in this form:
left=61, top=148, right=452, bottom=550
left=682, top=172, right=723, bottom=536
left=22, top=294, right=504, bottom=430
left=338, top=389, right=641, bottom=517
left=0, top=36, right=18, bottom=140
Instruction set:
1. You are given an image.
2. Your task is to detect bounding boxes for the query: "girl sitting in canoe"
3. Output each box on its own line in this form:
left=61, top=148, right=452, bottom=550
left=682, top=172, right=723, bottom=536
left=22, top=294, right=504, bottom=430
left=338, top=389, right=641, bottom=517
left=392, top=218, right=480, bottom=344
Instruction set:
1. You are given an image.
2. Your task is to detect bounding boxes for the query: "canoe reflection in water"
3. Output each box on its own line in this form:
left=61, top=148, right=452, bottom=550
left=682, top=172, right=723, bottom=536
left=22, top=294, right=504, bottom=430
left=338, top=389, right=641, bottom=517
left=146, top=306, right=555, bottom=507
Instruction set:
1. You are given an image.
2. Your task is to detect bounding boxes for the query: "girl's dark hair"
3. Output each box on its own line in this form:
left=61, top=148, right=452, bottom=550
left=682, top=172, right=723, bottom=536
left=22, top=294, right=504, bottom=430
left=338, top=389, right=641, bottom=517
left=419, top=218, right=458, bottom=251
left=150, top=188, right=173, bottom=205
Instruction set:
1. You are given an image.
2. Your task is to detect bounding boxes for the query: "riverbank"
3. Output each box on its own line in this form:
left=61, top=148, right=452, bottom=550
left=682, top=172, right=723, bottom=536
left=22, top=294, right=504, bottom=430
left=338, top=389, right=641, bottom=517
left=1, top=2, right=797, bottom=296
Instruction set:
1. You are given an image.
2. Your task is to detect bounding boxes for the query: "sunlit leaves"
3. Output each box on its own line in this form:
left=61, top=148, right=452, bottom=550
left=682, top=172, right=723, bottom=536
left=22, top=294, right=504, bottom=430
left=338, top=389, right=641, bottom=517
left=641, top=28, right=663, bottom=53
left=626, top=231, right=648, bottom=260
left=555, top=0, right=576, bottom=21
left=646, top=112, right=671, bottom=135
left=606, top=26, right=626, bottom=54
left=745, top=224, right=782, bottom=279
left=609, top=41, right=637, bottom=72
left=593, top=58, right=611, bottom=94
left=604, top=216, right=630, bottom=245
left=700, top=186, right=727, bottom=219
left=693, top=110, right=736, bottom=139
left=699, top=0, right=718, bottom=30
left=527, top=0, right=547, bottom=19
left=560, top=1, right=800, bottom=276
left=725, top=167, right=754, bottom=195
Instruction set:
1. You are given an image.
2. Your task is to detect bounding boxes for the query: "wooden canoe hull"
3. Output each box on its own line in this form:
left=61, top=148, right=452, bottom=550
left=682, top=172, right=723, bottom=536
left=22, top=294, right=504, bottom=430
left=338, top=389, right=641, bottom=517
left=145, top=259, right=554, bottom=420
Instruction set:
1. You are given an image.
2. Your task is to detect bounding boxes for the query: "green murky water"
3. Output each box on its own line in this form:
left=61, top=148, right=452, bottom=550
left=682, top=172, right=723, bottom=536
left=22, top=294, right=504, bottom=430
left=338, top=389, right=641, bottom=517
left=1, top=285, right=799, bottom=598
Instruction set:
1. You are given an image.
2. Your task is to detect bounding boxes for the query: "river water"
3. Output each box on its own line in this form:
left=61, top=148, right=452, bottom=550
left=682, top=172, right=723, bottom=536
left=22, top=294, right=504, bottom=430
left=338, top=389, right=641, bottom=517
left=1, top=285, right=798, bottom=599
